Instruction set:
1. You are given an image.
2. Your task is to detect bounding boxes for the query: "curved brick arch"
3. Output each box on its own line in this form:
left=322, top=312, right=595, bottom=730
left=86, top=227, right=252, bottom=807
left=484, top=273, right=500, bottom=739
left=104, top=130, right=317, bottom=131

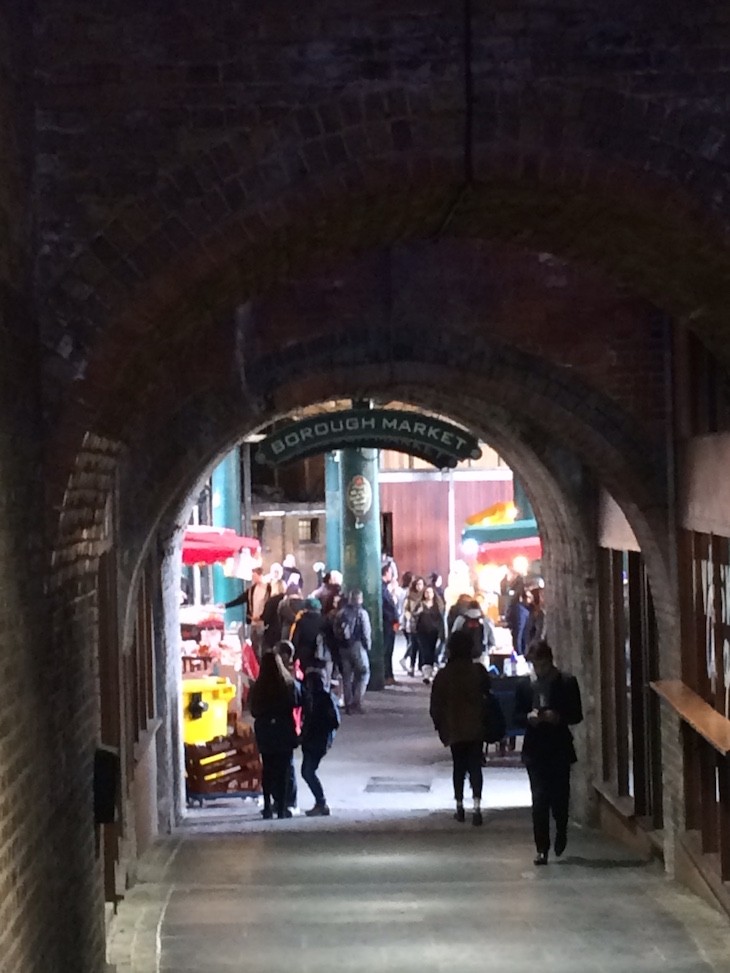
left=113, top=334, right=670, bottom=622
left=45, top=82, right=730, bottom=381
left=43, top=87, right=730, bottom=517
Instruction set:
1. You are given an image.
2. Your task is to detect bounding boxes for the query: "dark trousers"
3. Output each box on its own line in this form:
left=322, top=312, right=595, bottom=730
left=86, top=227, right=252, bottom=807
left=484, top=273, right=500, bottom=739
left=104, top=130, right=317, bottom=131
left=526, top=761, right=571, bottom=854
left=383, top=627, right=396, bottom=679
left=261, top=751, right=293, bottom=818
left=301, top=747, right=327, bottom=806
left=418, top=632, right=438, bottom=669
left=406, top=633, right=422, bottom=669
left=450, top=741, right=483, bottom=802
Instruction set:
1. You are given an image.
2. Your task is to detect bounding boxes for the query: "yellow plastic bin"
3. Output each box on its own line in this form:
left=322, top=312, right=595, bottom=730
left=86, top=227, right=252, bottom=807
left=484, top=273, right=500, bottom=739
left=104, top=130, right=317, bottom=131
left=182, top=676, right=236, bottom=744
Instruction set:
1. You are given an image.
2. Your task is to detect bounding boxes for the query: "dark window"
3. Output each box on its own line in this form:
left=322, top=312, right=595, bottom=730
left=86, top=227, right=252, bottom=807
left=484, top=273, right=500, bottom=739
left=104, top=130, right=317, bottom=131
left=298, top=518, right=320, bottom=544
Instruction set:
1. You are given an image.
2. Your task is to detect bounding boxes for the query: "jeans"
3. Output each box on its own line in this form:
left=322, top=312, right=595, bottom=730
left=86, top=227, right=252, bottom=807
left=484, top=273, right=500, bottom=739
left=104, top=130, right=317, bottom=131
left=301, top=747, right=327, bottom=806
left=527, top=761, right=571, bottom=854
left=450, top=741, right=483, bottom=802
left=340, top=643, right=370, bottom=709
left=250, top=621, right=265, bottom=661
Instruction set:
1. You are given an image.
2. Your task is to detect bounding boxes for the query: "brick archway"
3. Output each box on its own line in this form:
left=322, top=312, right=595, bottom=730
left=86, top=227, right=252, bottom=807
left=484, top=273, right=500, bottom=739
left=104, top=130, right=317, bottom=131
left=43, top=83, right=730, bottom=410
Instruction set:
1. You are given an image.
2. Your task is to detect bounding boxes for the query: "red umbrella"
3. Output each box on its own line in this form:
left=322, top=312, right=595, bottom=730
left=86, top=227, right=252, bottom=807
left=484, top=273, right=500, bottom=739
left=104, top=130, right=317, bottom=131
left=182, top=526, right=261, bottom=566
left=476, top=535, right=542, bottom=565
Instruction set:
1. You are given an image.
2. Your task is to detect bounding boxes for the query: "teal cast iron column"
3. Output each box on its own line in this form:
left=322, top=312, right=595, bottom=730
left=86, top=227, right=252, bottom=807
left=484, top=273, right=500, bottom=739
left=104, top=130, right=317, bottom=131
left=340, top=447, right=384, bottom=691
left=325, top=451, right=343, bottom=573
left=211, top=447, right=245, bottom=625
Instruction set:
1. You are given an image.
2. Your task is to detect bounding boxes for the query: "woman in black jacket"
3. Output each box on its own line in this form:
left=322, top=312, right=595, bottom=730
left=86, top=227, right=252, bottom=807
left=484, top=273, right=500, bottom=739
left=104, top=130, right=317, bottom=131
left=416, top=585, right=445, bottom=684
left=249, top=651, right=301, bottom=819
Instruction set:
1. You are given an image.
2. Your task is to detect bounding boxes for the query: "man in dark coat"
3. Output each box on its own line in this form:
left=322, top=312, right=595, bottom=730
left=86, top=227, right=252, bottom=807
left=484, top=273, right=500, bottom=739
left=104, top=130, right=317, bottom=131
left=514, top=640, right=583, bottom=865
left=382, top=562, right=399, bottom=685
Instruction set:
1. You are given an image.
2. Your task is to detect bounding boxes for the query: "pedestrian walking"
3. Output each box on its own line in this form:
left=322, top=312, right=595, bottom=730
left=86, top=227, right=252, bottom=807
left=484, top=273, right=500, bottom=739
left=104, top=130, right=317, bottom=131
left=400, top=576, right=425, bottom=676
left=333, top=589, right=372, bottom=714
left=382, top=562, right=400, bottom=685
left=429, top=630, right=492, bottom=826
left=415, top=584, right=444, bottom=683
left=514, top=640, right=583, bottom=865
left=248, top=651, right=301, bottom=819
left=300, top=659, right=341, bottom=816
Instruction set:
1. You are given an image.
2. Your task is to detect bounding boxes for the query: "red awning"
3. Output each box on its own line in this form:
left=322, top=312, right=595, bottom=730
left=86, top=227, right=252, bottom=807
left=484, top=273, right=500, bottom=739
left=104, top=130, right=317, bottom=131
left=476, top=535, right=542, bottom=565
left=182, top=526, right=261, bottom=566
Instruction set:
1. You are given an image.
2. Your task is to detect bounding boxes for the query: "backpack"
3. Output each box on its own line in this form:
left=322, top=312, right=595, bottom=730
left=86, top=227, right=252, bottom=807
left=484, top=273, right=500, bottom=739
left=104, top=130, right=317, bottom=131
left=462, top=616, right=485, bottom=657
left=333, top=606, right=357, bottom=646
left=323, top=691, right=341, bottom=734
left=483, top=690, right=507, bottom=744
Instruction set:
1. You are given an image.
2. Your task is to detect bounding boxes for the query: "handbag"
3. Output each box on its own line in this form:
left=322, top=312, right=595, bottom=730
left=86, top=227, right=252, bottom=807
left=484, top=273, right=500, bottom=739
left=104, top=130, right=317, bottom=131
left=483, top=691, right=506, bottom=744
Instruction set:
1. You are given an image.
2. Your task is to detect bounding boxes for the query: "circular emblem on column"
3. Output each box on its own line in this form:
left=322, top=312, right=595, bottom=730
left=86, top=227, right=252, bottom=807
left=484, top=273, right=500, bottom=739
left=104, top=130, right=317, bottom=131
left=346, top=474, right=373, bottom=528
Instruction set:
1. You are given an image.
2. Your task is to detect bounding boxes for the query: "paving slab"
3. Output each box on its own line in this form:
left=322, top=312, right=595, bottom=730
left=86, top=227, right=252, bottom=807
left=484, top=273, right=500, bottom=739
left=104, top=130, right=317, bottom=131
left=108, top=680, right=730, bottom=972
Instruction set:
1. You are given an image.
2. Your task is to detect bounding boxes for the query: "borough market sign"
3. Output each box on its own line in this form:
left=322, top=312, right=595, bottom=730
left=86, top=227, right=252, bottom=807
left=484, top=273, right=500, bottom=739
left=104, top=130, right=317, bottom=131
left=255, top=409, right=482, bottom=469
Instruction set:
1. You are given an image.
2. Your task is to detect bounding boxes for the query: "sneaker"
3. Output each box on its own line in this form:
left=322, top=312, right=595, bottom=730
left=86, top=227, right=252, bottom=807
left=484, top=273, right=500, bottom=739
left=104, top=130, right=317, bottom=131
left=422, top=677, right=431, bottom=685
left=399, top=657, right=409, bottom=672
left=554, top=831, right=567, bottom=857
left=384, top=677, right=397, bottom=686
left=454, top=806, right=466, bottom=823
left=408, top=669, right=415, bottom=678
left=261, top=807, right=273, bottom=820
left=472, top=810, right=483, bottom=827
left=305, top=804, right=331, bottom=817
left=533, top=852, right=548, bottom=866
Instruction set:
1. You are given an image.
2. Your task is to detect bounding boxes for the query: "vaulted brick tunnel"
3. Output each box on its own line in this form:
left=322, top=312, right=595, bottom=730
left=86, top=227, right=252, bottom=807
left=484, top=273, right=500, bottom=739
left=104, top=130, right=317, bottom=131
left=3, top=1, right=730, bottom=971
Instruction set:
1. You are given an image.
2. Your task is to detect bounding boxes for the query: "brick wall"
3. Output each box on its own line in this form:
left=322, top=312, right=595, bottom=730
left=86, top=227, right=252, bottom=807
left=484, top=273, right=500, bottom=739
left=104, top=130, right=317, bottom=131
left=0, top=2, right=68, bottom=971
left=19, top=0, right=730, bottom=963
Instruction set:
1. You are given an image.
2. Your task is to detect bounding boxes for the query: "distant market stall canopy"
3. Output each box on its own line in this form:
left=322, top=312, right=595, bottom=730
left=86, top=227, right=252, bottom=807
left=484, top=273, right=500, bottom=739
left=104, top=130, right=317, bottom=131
left=182, top=526, right=261, bottom=566
left=462, top=518, right=539, bottom=546
left=255, top=409, right=482, bottom=469
left=476, top=535, right=543, bottom=565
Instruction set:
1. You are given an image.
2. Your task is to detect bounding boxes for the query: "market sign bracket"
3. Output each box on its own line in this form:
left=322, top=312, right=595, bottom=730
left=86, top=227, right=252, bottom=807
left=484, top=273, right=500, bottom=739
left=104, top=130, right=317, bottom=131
left=255, top=409, right=481, bottom=470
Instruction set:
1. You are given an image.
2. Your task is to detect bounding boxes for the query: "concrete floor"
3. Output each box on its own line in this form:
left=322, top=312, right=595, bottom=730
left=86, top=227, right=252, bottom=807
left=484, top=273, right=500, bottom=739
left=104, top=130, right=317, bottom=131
left=108, top=679, right=730, bottom=972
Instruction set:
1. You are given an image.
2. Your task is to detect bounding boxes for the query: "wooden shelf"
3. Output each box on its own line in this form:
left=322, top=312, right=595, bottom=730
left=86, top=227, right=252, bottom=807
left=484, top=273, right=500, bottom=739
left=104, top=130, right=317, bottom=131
left=651, top=680, right=730, bottom=755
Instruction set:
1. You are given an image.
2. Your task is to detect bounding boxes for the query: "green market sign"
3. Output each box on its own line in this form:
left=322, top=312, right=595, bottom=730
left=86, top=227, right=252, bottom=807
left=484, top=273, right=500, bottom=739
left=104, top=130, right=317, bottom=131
left=256, top=409, right=482, bottom=469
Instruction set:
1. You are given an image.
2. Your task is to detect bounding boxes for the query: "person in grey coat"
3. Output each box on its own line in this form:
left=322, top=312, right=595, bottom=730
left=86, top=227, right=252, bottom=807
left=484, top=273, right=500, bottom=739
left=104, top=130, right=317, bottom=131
left=429, top=630, right=492, bottom=826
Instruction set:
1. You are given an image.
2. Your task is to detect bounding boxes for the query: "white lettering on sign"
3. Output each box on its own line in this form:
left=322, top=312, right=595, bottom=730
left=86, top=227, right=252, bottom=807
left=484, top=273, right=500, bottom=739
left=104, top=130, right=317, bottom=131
left=413, top=422, right=426, bottom=436
left=300, top=427, right=313, bottom=442
left=272, top=440, right=286, bottom=455
left=383, top=417, right=398, bottom=430
left=362, top=416, right=376, bottom=430
left=314, top=422, right=329, bottom=436
left=441, top=431, right=453, bottom=446
left=398, top=419, right=412, bottom=433
left=285, top=432, right=300, bottom=447
left=427, top=425, right=441, bottom=441
left=346, top=417, right=359, bottom=431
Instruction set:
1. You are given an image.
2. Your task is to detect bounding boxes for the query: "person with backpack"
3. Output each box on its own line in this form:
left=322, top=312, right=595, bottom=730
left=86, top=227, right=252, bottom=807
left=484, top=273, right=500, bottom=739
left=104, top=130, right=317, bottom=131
left=451, top=600, right=495, bottom=660
left=429, top=630, right=493, bottom=826
left=334, top=588, right=372, bottom=714
left=300, top=658, right=341, bottom=816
